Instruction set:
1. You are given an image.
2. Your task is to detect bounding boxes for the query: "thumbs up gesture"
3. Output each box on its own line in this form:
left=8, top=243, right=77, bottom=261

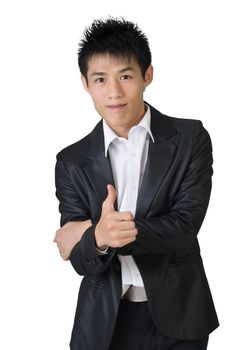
left=102, top=184, right=117, bottom=212
left=94, top=184, right=138, bottom=250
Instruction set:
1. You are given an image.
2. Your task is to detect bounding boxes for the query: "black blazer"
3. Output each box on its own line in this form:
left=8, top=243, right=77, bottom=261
left=55, top=104, right=219, bottom=350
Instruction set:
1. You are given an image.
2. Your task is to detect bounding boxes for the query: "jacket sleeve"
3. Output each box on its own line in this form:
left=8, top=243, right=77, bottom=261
left=55, top=152, right=91, bottom=227
left=117, top=122, right=213, bottom=256
left=55, top=152, right=116, bottom=276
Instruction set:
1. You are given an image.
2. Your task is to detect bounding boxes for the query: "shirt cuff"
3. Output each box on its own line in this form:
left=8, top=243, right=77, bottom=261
left=95, top=246, right=110, bottom=255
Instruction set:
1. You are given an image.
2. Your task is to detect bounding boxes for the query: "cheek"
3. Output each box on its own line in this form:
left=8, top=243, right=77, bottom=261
left=127, top=83, right=143, bottom=97
left=127, top=90, right=143, bottom=105
left=91, top=92, right=105, bottom=111
left=92, top=88, right=105, bottom=101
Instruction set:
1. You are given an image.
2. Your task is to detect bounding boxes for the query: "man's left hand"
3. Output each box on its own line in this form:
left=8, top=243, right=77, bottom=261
left=53, top=220, right=92, bottom=260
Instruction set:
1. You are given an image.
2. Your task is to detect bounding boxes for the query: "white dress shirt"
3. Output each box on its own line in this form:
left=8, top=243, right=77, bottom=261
left=102, top=104, right=155, bottom=297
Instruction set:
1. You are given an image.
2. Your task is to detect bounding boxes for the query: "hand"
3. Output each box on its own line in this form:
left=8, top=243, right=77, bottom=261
left=53, top=220, right=92, bottom=260
left=95, top=184, right=138, bottom=249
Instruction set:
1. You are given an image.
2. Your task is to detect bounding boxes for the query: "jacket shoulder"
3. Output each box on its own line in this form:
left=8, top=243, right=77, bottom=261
left=162, top=113, right=212, bottom=149
left=166, top=114, right=203, bottom=134
left=56, top=119, right=103, bottom=165
left=148, top=104, right=205, bottom=139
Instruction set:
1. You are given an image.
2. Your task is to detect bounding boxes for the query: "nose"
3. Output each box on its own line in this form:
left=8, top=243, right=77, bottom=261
left=108, top=79, right=123, bottom=99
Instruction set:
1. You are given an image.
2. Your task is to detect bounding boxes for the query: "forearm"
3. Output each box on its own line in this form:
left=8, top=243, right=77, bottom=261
left=117, top=123, right=213, bottom=256
left=69, top=224, right=116, bottom=276
left=54, top=219, right=92, bottom=260
left=117, top=211, right=203, bottom=256
left=118, top=180, right=212, bottom=256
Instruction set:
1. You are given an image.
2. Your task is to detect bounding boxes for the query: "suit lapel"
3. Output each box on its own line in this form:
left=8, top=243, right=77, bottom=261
left=83, top=121, right=118, bottom=211
left=135, top=134, right=176, bottom=218
left=135, top=105, right=177, bottom=217
left=83, top=105, right=177, bottom=216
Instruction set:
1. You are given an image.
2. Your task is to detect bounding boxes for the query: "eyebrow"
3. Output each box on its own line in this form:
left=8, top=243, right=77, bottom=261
left=90, top=66, right=135, bottom=77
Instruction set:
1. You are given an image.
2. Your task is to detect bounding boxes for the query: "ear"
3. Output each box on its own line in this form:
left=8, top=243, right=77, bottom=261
left=143, top=65, right=153, bottom=88
left=81, top=74, right=90, bottom=93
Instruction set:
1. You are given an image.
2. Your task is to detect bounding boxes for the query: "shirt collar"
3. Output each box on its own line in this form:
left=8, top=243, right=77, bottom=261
left=102, top=103, right=155, bottom=157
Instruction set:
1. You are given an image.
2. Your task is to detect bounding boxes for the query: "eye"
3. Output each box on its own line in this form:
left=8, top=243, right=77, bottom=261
left=120, top=75, right=131, bottom=80
left=95, top=77, right=105, bottom=83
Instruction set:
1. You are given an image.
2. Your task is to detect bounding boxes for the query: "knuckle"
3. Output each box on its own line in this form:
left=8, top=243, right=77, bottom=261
left=102, top=199, right=107, bottom=206
left=127, top=212, right=133, bottom=220
left=106, top=215, right=114, bottom=225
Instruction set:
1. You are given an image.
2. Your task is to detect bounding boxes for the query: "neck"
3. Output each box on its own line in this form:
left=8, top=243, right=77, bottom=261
left=111, top=104, right=146, bottom=139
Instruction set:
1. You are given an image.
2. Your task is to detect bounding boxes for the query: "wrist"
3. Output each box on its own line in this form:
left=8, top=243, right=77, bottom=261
left=94, top=224, right=107, bottom=250
left=96, top=245, right=109, bottom=252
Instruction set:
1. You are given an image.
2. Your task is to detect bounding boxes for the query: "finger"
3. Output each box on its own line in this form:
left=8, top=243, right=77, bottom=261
left=108, top=211, right=133, bottom=221
left=112, top=228, right=138, bottom=240
left=119, top=228, right=138, bottom=238
left=111, top=235, right=137, bottom=248
left=116, top=221, right=136, bottom=230
left=102, top=184, right=117, bottom=212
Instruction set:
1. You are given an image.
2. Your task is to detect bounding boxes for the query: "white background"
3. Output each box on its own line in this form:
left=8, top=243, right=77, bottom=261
left=0, top=0, right=233, bottom=349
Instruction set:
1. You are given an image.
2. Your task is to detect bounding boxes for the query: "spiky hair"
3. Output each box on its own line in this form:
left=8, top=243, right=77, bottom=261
left=78, top=17, right=152, bottom=80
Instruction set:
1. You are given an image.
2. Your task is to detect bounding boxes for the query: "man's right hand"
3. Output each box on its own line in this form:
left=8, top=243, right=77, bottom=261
left=94, top=184, right=138, bottom=250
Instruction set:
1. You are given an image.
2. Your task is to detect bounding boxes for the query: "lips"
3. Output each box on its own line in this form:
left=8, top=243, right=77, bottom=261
left=107, top=104, right=127, bottom=111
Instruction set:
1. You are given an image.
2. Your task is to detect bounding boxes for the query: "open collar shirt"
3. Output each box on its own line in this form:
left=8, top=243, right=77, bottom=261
left=102, top=104, right=155, bottom=296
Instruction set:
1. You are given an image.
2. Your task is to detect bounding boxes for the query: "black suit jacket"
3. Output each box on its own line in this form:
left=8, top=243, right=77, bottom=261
left=55, top=104, right=219, bottom=350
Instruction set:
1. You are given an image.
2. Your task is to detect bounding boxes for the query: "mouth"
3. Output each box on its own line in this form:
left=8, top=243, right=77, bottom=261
left=106, top=104, right=127, bottom=111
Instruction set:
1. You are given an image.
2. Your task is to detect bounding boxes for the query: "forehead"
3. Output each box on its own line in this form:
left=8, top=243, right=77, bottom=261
left=86, top=54, right=140, bottom=74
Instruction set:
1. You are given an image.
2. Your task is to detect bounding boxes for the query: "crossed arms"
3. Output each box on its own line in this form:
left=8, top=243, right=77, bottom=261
left=54, top=121, right=213, bottom=275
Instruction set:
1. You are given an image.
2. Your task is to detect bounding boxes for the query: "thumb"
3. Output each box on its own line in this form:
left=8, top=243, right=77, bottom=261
left=102, top=184, right=117, bottom=212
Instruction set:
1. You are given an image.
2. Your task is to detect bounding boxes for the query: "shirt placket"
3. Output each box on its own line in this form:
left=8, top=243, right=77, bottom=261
left=124, top=131, right=143, bottom=286
left=126, top=131, right=140, bottom=217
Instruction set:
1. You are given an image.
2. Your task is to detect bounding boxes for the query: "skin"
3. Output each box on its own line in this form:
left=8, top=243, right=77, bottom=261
left=82, top=54, right=153, bottom=138
left=54, top=54, right=153, bottom=259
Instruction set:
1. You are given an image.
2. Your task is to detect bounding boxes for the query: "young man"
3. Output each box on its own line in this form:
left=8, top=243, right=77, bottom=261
left=54, top=18, right=219, bottom=350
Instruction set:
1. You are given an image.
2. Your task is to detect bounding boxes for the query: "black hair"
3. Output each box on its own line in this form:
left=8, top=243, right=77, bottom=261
left=78, top=17, right=152, bottom=81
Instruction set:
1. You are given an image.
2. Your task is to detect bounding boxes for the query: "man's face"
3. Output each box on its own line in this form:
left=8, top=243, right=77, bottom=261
left=81, top=54, right=153, bottom=137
